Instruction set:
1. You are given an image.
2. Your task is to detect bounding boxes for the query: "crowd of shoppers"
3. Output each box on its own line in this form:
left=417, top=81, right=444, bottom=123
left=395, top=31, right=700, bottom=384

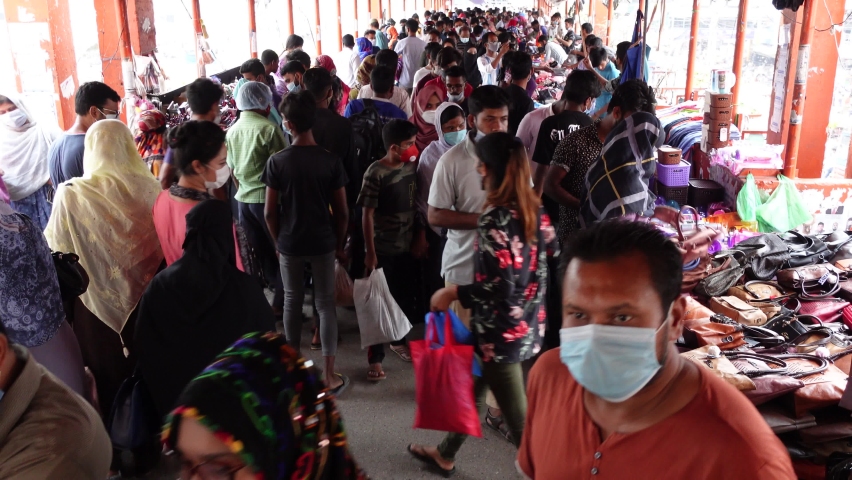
left=0, top=5, right=798, bottom=480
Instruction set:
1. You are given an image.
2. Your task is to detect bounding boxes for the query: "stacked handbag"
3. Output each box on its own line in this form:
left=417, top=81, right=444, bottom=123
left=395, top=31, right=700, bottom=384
left=680, top=228, right=852, bottom=475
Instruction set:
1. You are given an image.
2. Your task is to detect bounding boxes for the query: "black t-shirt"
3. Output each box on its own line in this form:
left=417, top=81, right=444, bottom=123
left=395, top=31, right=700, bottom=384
left=262, top=145, right=348, bottom=256
left=505, top=84, right=535, bottom=136
left=531, top=111, right=593, bottom=165
left=312, top=108, right=358, bottom=205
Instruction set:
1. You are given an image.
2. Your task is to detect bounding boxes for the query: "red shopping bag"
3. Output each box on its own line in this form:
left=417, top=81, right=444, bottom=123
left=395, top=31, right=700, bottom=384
left=411, top=314, right=482, bottom=437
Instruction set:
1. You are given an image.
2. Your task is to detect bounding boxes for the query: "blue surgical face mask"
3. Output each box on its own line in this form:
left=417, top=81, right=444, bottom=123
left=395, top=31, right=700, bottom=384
left=286, top=82, right=300, bottom=93
left=444, top=129, right=467, bottom=146
left=559, top=320, right=667, bottom=403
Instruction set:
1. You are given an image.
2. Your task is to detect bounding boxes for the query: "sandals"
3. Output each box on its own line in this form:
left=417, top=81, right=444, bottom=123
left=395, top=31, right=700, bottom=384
left=485, top=411, right=514, bottom=443
left=390, top=344, right=412, bottom=362
left=367, top=368, right=387, bottom=381
left=407, top=444, right=456, bottom=478
left=330, top=373, right=350, bottom=397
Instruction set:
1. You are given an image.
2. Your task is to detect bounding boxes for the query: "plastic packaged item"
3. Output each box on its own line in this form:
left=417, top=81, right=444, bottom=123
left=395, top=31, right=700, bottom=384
left=755, top=175, right=812, bottom=233
left=354, top=268, right=412, bottom=348
left=736, top=174, right=762, bottom=222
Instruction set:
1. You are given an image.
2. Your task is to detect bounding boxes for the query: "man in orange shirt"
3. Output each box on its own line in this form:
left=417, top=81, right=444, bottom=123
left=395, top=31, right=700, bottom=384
left=518, top=220, right=795, bottom=480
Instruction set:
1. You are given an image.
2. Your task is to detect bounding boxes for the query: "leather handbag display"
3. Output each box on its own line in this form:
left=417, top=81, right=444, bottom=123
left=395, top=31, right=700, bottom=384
left=744, top=375, right=804, bottom=406
left=694, top=251, right=746, bottom=298
left=681, top=346, right=756, bottom=391
left=682, top=318, right=746, bottom=350
left=727, top=281, right=791, bottom=319
left=709, top=296, right=768, bottom=326
left=735, top=233, right=790, bottom=281
left=777, top=264, right=846, bottom=299
left=825, top=231, right=852, bottom=263
left=794, top=297, right=851, bottom=324
left=783, top=355, right=846, bottom=417
left=780, top=231, right=831, bottom=268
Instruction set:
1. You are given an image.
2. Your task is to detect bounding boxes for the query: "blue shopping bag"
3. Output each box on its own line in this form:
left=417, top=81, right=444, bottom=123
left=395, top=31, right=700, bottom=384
left=425, top=311, right=482, bottom=377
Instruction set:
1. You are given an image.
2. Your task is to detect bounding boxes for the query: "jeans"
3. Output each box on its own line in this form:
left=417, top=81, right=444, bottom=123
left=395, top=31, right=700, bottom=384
left=367, top=252, right=419, bottom=364
left=280, top=251, right=338, bottom=356
left=437, top=361, right=526, bottom=460
left=237, top=201, right=283, bottom=311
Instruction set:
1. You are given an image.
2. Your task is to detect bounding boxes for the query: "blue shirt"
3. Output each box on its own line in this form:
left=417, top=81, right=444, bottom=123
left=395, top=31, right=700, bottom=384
left=595, top=62, right=621, bottom=113
left=344, top=99, right=408, bottom=124
left=47, top=133, right=86, bottom=187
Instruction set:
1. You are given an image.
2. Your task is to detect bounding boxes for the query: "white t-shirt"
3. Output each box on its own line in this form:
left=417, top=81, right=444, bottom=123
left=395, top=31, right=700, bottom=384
left=427, top=133, right=486, bottom=286
left=516, top=104, right=555, bottom=160
left=357, top=85, right=413, bottom=117
left=478, top=54, right=502, bottom=86
left=336, top=47, right=361, bottom=88
left=413, top=66, right=435, bottom=89
left=395, top=36, right=427, bottom=88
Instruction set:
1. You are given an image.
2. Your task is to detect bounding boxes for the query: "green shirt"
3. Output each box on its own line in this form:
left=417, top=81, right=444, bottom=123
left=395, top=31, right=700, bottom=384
left=357, top=161, right=417, bottom=256
left=226, top=111, right=288, bottom=203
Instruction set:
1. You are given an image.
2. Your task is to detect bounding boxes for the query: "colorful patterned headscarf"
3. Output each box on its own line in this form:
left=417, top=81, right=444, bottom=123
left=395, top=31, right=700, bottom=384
left=133, top=109, right=167, bottom=176
left=355, top=55, right=377, bottom=88
left=163, top=332, right=367, bottom=480
left=314, top=55, right=337, bottom=76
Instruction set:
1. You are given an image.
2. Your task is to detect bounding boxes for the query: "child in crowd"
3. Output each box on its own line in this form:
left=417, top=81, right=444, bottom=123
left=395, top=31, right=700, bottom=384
left=358, top=120, right=427, bottom=381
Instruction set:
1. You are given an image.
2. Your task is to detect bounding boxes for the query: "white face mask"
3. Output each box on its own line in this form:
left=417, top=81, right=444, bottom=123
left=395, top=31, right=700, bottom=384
left=205, top=164, right=231, bottom=190
left=459, top=37, right=470, bottom=43
left=1, top=108, right=28, bottom=129
left=448, top=92, right=464, bottom=103
left=98, top=108, right=119, bottom=120
left=487, top=42, right=500, bottom=52
left=421, top=109, right=437, bottom=124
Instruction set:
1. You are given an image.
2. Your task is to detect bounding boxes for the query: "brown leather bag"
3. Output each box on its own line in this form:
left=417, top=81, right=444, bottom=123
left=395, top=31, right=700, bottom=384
left=744, top=375, right=804, bottom=406
left=683, top=296, right=715, bottom=322
left=777, top=264, right=846, bottom=299
left=728, top=281, right=792, bottom=318
left=681, top=346, right=756, bottom=391
left=682, top=319, right=746, bottom=350
left=784, top=356, right=847, bottom=417
left=709, top=296, right=768, bottom=326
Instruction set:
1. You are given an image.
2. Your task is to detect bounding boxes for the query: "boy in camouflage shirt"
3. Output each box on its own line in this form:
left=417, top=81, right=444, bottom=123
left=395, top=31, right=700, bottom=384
left=357, top=119, right=427, bottom=381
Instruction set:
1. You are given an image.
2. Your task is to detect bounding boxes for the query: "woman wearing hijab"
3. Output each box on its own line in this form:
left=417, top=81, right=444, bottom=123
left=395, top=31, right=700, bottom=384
left=163, top=332, right=367, bottom=480
left=351, top=55, right=377, bottom=100
left=0, top=95, right=58, bottom=230
left=314, top=54, right=351, bottom=115
left=410, top=84, right=443, bottom=152
left=137, top=200, right=274, bottom=419
left=44, top=119, right=163, bottom=415
left=134, top=109, right=167, bottom=177
left=0, top=197, right=87, bottom=396
left=356, top=36, right=377, bottom=61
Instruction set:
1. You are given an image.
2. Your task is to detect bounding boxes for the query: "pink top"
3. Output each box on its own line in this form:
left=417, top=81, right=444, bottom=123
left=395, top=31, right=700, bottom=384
left=152, top=190, right=244, bottom=270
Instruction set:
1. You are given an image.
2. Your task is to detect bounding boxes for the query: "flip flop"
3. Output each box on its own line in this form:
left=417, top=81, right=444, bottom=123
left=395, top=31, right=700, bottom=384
left=485, top=411, right=514, bottom=443
left=390, top=344, right=412, bottom=362
left=407, top=444, right=456, bottom=478
left=367, top=369, right=387, bottom=381
left=330, top=373, right=349, bottom=397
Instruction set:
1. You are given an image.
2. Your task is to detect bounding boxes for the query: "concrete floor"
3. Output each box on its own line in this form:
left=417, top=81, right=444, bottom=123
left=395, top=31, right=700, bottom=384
left=299, top=307, right=523, bottom=480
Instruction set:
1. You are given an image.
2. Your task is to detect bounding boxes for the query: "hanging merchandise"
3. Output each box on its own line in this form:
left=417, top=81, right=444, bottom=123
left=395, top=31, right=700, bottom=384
left=620, top=10, right=651, bottom=84
left=755, top=175, right=812, bottom=233
left=736, top=174, right=763, bottom=222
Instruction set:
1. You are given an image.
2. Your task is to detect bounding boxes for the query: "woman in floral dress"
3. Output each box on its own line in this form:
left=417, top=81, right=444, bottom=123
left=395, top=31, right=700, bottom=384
left=408, top=132, right=558, bottom=476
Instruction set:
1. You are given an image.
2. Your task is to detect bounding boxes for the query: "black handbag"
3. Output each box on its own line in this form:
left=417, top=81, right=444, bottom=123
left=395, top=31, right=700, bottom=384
left=52, top=251, right=89, bottom=301
left=107, top=371, right=161, bottom=476
left=780, top=231, right=830, bottom=268
left=825, top=231, right=852, bottom=263
left=736, top=233, right=790, bottom=281
left=694, top=251, right=746, bottom=298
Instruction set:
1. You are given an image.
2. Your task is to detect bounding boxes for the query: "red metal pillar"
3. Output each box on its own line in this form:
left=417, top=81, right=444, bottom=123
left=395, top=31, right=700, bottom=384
left=354, top=0, right=359, bottom=37
left=287, top=0, right=295, bottom=35
left=387, top=0, right=392, bottom=20
left=638, top=0, right=645, bottom=13
left=249, top=0, right=258, bottom=58
left=684, top=0, right=700, bottom=100
left=2, top=0, right=78, bottom=129
left=114, top=0, right=136, bottom=103
left=730, top=0, right=748, bottom=123
left=337, top=0, right=344, bottom=51
left=315, top=0, right=323, bottom=55
left=783, top=0, right=817, bottom=178
left=606, top=0, right=614, bottom=45
left=192, top=0, right=206, bottom=78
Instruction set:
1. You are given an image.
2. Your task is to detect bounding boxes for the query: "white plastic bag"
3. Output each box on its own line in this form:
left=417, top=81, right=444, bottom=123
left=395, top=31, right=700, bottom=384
left=334, top=261, right=354, bottom=307
left=354, top=268, right=412, bottom=349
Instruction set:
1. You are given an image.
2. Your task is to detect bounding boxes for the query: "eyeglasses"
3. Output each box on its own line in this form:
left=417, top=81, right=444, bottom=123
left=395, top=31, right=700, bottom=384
left=180, top=458, right=246, bottom=480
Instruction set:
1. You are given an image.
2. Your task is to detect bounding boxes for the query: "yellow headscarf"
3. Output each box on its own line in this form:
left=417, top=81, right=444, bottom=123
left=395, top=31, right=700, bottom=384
left=45, top=120, right=163, bottom=334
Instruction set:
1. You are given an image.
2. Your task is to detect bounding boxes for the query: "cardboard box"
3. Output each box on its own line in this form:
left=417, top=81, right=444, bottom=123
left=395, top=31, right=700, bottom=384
left=705, top=91, right=733, bottom=108
left=657, top=145, right=682, bottom=165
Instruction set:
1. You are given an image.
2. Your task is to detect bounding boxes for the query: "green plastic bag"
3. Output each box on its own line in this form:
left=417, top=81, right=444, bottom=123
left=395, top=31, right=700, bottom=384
left=736, top=174, right=762, bottom=222
left=755, top=175, right=812, bottom=233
